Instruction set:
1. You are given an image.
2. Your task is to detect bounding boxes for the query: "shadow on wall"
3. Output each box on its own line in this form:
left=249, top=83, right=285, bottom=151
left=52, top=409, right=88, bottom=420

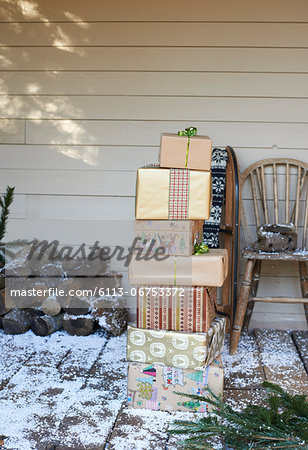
left=0, top=0, right=102, bottom=166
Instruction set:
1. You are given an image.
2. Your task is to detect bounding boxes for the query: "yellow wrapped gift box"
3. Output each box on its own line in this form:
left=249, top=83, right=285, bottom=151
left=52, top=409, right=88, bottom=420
left=135, top=167, right=211, bottom=220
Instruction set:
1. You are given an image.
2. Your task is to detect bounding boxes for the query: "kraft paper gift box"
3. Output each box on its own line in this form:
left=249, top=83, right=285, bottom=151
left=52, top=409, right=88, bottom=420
left=128, top=249, right=228, bottom=287
left=159, top=133, right=212, bottom=171
left=135, top=167, right=211, bottom=220
left=127, top=317, right=226, bottom=370
left=136, top=286, right=217, bottom=332
left=134, top=220, right=204, bottom=256
left=127, top=356, right=224, bottom=412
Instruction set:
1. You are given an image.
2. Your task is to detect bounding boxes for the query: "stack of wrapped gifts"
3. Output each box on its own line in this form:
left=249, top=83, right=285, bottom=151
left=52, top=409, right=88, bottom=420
left=127, top=128, right=228, bottom=413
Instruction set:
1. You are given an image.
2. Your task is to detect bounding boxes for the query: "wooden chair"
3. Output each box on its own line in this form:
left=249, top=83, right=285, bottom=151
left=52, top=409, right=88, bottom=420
left=230, top=158, right=308, bottom=355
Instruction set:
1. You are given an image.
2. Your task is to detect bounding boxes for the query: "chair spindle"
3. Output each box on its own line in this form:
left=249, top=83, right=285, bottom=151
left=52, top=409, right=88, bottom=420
left=273, top=163, right=279, bottom=224
left=261, top=165, right=269, bottom=223
left=303, top=174, right=308, bottom=248
left=294, top=166, right=301, bottom=229
left=285, top=163, right=289, bottom=223
left=250, top=172, right=260, bottom=227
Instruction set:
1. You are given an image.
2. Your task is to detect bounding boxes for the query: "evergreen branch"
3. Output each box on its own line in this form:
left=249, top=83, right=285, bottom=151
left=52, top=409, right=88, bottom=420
left=170, top=382, right=308, bottom=449
left=0, top=186, right=15, bottom=242
left=257, top=445, right=303, bottom=449
left=263, top=381, right=308, bottom=419
left=252, top=434, right=298, bottom=442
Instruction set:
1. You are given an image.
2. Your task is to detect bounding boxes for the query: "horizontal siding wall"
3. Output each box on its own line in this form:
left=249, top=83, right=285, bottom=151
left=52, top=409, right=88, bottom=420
left=0, top=0, right=307, bottom=329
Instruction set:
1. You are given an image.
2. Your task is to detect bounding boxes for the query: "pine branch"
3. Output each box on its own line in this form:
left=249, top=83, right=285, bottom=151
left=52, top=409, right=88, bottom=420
left=263, top=381, right=308, bottom=419
left=0, top=186, right=15, bottom=242
left=170, top=383, right=308, bottom=449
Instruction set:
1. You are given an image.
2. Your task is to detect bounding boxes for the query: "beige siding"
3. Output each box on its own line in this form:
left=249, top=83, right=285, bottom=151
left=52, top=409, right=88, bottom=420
left=0, top=0, right=307, bottom=328
left=3, top=48, right=308, bottom=71
left=1, top=0, right=308, bottom=21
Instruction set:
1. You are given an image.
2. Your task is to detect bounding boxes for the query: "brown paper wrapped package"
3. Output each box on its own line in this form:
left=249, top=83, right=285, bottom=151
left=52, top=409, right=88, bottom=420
left=128, top=249, right=228, bottom=287
left=159, top=133, right=212, bottom=170
left=135, top=167, right=211, bottom=220
left=127, top=357, right=223, bottom=412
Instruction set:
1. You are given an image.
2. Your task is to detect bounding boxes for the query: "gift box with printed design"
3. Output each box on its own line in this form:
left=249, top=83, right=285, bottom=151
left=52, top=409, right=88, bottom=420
left=127, top=317, right=225, bottom=370
left=128, top=249, right=228, bottom=287
left=135, top=167, right=211, bottom=220
left=159, top=132, right=212, bottom=171
left=127, top=356, right=223, bottom=412
left=134, top=220, right=204, bottom=256
left=137, top=286, right=217, bottom=332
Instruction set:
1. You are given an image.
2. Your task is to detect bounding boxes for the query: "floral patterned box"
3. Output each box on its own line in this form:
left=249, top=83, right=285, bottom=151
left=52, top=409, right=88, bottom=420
left=127, top=357, right=223, bottom=412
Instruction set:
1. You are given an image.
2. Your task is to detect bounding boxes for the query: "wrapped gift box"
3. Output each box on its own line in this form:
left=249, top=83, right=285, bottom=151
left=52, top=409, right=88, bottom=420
left=127, top=317, right=225, bottom=370
left=137, top=286, right=217, bottom=332
left=127, top=357, right=223, bottom=412
left=135, top=167, right=211, bottom=220
left=134, top=220, right=203, bottom=256
left=128, top=249, right=228, bottom=287
left=159, top=133, right=212, bottom=171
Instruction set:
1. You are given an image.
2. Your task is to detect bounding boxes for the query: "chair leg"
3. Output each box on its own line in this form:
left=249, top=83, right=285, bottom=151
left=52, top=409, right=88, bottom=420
left=304, top=303, right=308, bottom=326
left=298, top=261, right=308, bottom=325
left=230, top=259, right=255, bottom=355
left=243, top=260, right=262, bottom=331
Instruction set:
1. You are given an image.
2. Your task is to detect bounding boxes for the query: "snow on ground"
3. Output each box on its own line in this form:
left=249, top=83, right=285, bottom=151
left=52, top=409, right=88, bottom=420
left=221, top=333, right=264, bottom=389
left=0, top=329, right=305, bottom=449
left=0, top=330, right=121, bottom=449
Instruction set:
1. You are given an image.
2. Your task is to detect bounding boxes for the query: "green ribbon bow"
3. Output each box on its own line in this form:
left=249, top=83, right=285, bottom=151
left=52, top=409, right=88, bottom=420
left=193, top=242, right=209, bottom=255
left=178, top=126, right=198, bottom=137
left=177, top=127, right=198, bottom=168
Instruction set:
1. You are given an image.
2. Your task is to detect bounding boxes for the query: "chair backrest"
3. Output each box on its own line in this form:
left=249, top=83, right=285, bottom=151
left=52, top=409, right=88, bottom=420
left=240, top=158, right=308, bottom=249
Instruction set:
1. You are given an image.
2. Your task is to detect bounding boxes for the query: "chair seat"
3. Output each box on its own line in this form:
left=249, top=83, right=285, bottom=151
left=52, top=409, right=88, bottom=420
left=243, top=248, right=308, bottom=261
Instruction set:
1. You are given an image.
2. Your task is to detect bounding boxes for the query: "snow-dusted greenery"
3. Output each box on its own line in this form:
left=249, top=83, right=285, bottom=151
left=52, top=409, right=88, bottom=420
left=0, top=186, right=26, bottom=264
left=170, top=382, right=308, bottom=449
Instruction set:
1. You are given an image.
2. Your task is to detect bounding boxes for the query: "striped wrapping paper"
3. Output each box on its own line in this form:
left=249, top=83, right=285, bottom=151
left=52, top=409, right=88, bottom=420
left=137, top=286, right=217, bottom=332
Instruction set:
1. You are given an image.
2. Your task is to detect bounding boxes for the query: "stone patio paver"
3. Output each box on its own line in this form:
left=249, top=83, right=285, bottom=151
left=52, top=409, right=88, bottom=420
left=0, top=328, right=307, bottom=449
left=255, top=328, right=308, bottom=394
